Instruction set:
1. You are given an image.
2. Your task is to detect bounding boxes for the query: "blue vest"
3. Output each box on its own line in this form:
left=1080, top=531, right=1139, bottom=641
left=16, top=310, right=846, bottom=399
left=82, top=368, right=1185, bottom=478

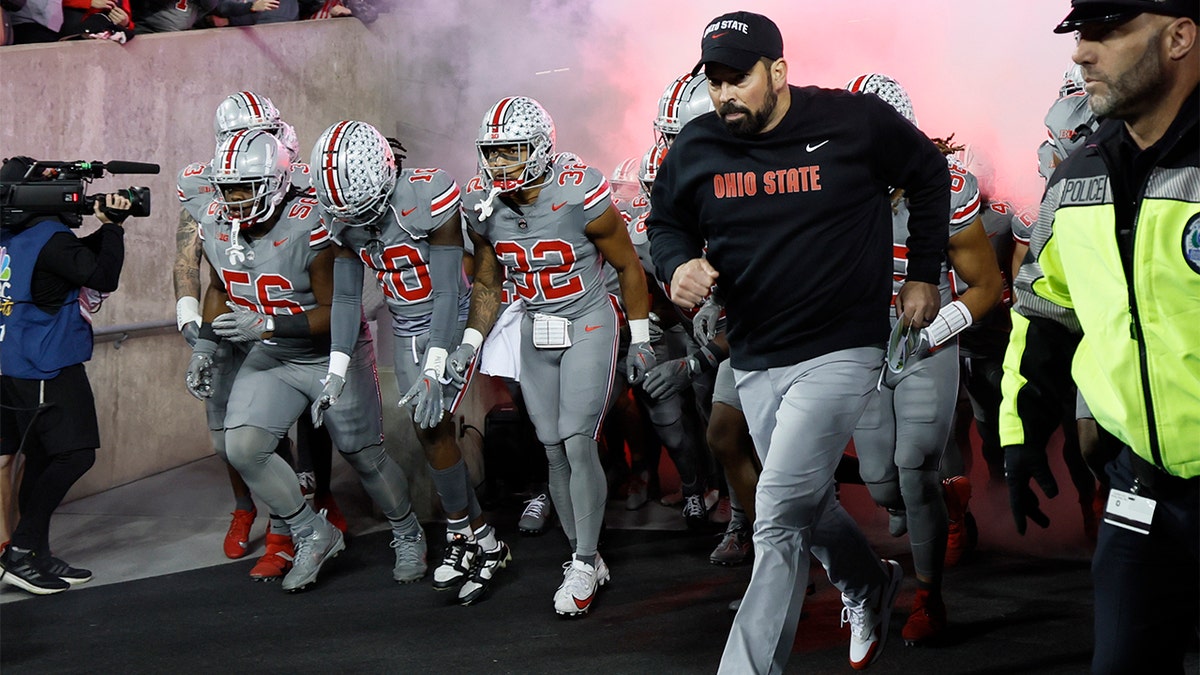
left=0, top=220, right=94, bottom=379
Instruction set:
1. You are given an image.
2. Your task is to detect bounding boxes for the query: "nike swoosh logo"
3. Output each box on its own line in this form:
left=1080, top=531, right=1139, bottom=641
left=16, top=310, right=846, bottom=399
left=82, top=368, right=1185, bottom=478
left=551, top=201, right=568, bottom=211
left=710, top=31, right=728, bottom=39
left=584, top=325, right=601, bottom=332
left=273, top=238, right=288, bottom=247
left=573, top=594, right=593, bottom=610
left=806, top=140, right=830, bottom=152
left=401, top=207, right=417, bottom=217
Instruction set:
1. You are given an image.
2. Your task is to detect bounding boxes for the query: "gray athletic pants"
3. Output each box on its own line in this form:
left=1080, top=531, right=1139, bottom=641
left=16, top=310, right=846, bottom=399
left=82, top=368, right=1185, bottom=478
left=853, top=342, right=958, bottom=583
left=719, top=347, right=890, bottom=675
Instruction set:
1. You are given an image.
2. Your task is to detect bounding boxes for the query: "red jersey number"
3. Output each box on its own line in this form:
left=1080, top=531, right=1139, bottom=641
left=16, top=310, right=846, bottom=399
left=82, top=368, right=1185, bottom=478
left=360, top=243, right=433, bottom=302
left=221, top=270, right=305, bottom=315
left=493, top=239, right=585, bottom=302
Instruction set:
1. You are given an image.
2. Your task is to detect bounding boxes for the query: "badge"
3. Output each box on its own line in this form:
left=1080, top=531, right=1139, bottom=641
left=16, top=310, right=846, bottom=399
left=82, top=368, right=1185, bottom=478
left=1182, top=213, right=1200, bottom=274
left=1103, top=488, right=1156, bottom=535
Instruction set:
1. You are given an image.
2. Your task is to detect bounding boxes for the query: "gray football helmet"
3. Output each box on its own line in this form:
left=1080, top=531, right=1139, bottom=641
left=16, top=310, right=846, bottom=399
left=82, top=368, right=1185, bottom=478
left=211, top=129, right=292, bottom=227
left=213, top=91, right=283, bottom=138
left=638, top=143, right=668, bottom=198
left=475, top=96, right=556, bottom=193
left=611, top=155, right=641, bottom=203
left=654, top=73, right=714, bottom=148
left=1059, top=64, right=1086, bottom=98
left=846, top=73, right=917, bottom=125
left=310, top=120, right=397, bottom=226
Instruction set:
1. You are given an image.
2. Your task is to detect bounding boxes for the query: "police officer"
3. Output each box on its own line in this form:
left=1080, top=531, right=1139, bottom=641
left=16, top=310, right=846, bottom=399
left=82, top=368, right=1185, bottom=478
left=1000, top=1, right=1199, bottom=672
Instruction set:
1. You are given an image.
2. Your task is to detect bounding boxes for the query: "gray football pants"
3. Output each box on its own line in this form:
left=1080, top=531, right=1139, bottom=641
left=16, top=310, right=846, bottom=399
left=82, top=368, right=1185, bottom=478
left=719, top=347, right=890, bottom=675
left=520, top=303, right=618, bottom=559
left=853, top=343, right=958, bottom=582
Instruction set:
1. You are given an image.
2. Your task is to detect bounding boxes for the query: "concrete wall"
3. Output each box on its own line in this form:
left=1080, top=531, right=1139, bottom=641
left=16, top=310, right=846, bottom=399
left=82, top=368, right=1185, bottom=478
left=0, top=13, right=518, bottom=515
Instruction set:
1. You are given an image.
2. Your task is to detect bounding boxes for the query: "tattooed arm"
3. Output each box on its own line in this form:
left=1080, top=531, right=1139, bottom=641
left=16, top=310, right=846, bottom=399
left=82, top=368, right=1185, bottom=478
left=173, top=207, right=204, bottom=343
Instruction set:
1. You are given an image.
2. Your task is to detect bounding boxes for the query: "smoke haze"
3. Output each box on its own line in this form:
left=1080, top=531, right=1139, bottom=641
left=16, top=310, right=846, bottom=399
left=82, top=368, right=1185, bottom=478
left=394, top=0, right=1075, bottom=211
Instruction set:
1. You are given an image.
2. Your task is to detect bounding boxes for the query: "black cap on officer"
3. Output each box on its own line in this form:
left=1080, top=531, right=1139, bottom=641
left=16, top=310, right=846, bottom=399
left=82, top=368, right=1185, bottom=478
left=1054, top=0, right=1200, bottom=33
left=692, top=10, right=784, bottom=75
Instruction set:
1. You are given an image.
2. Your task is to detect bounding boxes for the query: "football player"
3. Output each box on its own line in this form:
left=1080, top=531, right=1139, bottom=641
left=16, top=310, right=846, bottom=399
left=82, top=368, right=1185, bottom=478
left=308, top=120, right=509, bottom=605
left=452, top=96, right=653, bottom=617
left=845, top=74, right=1004, bottom=645
left=173, top=92, right=346, bottom=571
left=185, top=130, right=424, bottom=592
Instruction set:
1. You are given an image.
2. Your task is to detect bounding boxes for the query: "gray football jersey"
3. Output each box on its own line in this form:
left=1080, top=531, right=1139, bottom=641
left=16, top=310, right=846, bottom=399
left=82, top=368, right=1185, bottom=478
left=178, top=160, right=312, bottom=223
left=462, top=156, right=614, bottom=320
left=603, top=193, right=653, bottom=297
left=198, top=190, right=329, bottom=360
left=318, top=167, right=470, bottom=337
left=890, top=156, right=980, bottom=323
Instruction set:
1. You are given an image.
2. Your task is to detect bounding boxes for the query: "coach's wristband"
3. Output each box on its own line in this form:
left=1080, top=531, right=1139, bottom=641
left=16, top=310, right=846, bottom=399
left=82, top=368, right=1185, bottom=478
left=327, top=351, right=351, bottom=380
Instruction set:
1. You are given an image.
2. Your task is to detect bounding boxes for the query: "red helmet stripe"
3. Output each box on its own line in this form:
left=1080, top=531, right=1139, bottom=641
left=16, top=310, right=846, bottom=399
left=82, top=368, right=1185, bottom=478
left=487, top=97, right=516, bottom=137
left=222, top=129, right=249, bottom=173
left=848, top=75, right=869, bottom=93
left=239, top=91, right=265, bottom=122
left=322, top=121, right=352, bottom=208
left=666, top=75, right=690, bottom=120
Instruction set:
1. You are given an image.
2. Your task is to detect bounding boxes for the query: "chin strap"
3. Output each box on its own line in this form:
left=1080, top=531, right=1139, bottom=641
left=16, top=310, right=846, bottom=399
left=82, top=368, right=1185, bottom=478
left=474, top=185, right=503, bottom=221
left=225, top=219, right=255, bottom=264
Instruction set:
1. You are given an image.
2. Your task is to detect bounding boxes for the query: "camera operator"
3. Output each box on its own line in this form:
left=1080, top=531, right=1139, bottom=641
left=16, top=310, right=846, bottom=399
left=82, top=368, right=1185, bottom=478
left=0, top=155, right=133, bottom=595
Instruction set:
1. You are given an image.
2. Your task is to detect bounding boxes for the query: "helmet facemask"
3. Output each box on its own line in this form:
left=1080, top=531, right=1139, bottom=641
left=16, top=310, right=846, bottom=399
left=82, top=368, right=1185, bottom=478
left=212, top=130, right=292, bottom=229
left=475, top=97, right=556, bottom=195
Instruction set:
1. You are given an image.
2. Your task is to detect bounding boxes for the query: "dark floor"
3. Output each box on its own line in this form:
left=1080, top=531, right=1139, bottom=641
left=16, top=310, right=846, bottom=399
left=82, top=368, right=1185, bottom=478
left=1, top=448, right=1195, bottom=674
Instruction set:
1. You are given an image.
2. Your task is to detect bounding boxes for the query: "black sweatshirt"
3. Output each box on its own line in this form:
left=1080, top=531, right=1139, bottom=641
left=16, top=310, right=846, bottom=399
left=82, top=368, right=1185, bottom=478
left=647, top=85, right=949, bottom=370
left=32, top=221, right=125, bottom=311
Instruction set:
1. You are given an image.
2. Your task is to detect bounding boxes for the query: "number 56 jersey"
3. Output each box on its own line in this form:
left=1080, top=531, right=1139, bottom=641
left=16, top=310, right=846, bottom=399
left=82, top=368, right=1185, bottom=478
left=462, top=155, right=614, bottom=321
left=198, top=191, right=330, bottom=361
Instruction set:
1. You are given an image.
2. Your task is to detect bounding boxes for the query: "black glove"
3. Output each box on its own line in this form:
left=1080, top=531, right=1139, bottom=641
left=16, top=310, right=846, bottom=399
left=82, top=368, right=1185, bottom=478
left=1004, top=444, right=1058, bottom=535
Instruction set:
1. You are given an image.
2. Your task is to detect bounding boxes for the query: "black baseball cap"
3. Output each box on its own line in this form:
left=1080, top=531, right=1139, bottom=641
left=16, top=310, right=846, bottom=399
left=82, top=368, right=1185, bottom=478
left=692, top=11, right=784, bottom=75
left=1054, top=0, right=1200, bottom=33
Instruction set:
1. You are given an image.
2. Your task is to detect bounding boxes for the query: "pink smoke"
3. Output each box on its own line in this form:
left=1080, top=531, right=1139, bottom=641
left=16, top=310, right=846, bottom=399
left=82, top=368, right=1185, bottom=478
left=568, top=1, right=1076, bottom=210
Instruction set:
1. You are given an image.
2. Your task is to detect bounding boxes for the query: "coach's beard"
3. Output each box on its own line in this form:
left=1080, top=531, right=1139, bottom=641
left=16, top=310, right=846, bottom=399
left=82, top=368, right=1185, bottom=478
left=719, top=89, right=777, bottom=138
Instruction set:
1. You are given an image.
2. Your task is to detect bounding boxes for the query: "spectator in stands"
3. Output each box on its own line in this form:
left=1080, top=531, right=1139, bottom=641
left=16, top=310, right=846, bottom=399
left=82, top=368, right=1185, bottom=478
left=130, top=0, right=216, bottom=33
left=7, top=0, right=59, bottom=42
left=60, top=0, right=133, bottom=40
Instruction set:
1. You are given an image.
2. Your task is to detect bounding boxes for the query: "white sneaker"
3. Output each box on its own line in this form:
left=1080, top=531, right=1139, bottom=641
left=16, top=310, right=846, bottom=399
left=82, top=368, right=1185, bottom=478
left=841, top=559, right=903, bottom=670
left=553, top=555, right=611, bottom=617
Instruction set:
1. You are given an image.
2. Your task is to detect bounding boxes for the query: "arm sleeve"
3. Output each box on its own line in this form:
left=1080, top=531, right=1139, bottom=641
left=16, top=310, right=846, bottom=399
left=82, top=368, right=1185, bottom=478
left=426, top=244, right=462, bottom=352
left=39, top=223, right=125, bottom=292
left=870, top=97, right=950, bottom=284
left=646, top=149, right=705, bottom=284
left=330, top=255, right=363, bottom=356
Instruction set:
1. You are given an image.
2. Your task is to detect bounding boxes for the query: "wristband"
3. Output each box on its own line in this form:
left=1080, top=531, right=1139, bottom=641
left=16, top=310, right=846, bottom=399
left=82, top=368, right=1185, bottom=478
left=327, top=351, right=351, bottom=379
left=922, top=300, right=973, bottom=347
left=629, top=318, right=650, bottom=344
left=422, top=346, right=448, bottom=379
left=461, top=327, right=485, bottom=351
left=176, top=296, right=202, bottom=332
left=271, top=313, right=310, bottom=338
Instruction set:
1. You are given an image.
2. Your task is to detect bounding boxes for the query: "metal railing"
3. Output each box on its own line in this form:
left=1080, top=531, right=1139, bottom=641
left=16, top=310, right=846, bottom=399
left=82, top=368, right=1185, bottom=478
left=94, top=320, right=177, bottom=349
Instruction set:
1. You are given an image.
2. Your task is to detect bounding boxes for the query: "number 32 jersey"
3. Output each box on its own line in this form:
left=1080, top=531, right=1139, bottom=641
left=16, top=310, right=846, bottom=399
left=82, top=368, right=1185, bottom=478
left=462, top=156, right=614, bottom=321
